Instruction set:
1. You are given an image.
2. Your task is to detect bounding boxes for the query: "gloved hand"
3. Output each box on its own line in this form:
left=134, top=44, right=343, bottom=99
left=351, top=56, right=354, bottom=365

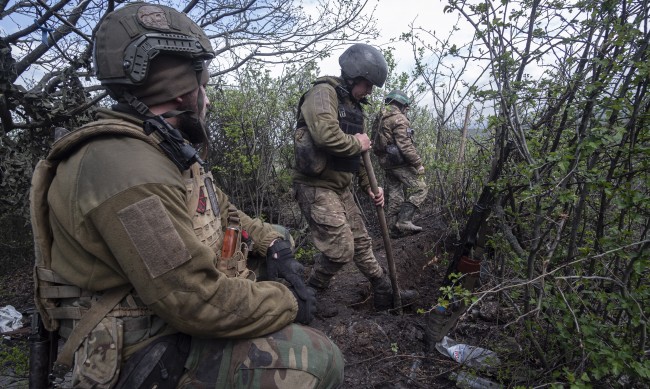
left=267, top=239, right=316, bottom=324
left=289, top=285, right=316, bottom=324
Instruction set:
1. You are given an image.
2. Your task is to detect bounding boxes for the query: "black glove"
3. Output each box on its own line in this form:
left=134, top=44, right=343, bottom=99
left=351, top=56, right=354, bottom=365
left=290, top=285, right=317, bottom=325
left=267, top=239, right=316, bottom=324
left=267, top=239, right=308, bottom=297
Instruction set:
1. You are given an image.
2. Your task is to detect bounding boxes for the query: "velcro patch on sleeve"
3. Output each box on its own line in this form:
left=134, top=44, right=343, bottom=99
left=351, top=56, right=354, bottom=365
left=311, top=88, right=331, bottom=114
left=117, top=195, right=191, bottom=278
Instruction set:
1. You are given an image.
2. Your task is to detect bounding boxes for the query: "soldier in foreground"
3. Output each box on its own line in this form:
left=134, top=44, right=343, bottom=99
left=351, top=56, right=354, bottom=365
left=372, top=90, right=428, bottom=237
left=292, top=43, right=418, bottom=315
left=30, top=3, right=342, bottom=388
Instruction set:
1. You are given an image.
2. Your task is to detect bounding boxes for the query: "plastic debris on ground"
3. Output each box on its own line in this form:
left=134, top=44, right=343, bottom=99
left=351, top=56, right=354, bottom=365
left=450, top=371, right=503, bottom=389
left=0, top=305, right=23, bottom=333
left=435, top=336, right=501, bottom=369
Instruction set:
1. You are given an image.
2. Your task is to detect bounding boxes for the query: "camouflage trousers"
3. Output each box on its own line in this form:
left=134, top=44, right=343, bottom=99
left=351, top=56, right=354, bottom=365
left=384, top=166, right=428, bottom=220
left=177, top=324, right=344, bottom=388
left=293, top=183, right=383, bottom=280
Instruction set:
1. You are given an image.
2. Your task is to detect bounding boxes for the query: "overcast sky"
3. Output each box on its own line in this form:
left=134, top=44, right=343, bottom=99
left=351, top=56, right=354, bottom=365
left=316, top=0, right=458, bottom=76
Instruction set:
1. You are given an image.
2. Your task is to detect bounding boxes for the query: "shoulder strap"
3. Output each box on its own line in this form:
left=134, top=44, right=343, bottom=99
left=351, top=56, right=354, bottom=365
left=31, top=159, right=62, bottom=331
left=312, top=77, right=348, bottom=102
left=50, top=284, right=132, bottom=382
left=48, top=119, right=163, bottom=161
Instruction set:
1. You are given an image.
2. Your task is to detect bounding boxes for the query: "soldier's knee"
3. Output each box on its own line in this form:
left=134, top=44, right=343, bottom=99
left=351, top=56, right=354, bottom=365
left=321, top=342, right=345, bottom=387
left=354, top=235, right=373, bottom=253
left=309, top=329, right=344, bottom=387
left=272, top=224, right=295, bottom=248
left=340, top=238, right=355, bottom=261
left=286, top=324, right=344, bottom=388
left=320, top=235, right=355, bottom=263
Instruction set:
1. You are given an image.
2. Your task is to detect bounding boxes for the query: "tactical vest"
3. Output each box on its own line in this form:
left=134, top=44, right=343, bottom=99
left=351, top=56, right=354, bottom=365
left=370, top=107, right=409, bottom=168
left=295, top=77, right=364, bottom=174
left=30, top=117, right=251, bottom=385
left=184, top=163, right=252, bottom=279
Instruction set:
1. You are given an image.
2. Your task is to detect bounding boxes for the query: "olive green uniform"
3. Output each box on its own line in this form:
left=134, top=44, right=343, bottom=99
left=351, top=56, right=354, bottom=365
left=293, top=76, right=384, bottom=282
left=373, top=104, right=428, bottom=224
left=40, top=109, right=343, bottom=388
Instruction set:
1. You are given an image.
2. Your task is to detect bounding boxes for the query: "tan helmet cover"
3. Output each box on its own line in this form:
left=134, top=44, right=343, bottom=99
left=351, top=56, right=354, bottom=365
left=94, top=3, right=214, bottom=86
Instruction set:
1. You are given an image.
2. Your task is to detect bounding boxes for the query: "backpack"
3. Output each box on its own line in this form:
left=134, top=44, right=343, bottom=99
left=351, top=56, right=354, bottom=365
left=370, top=109, right=388, bottom=156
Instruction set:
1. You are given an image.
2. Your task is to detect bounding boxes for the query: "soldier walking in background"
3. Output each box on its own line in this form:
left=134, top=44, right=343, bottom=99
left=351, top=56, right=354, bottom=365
left=292, top=44, right=418, bottom=315
left=29, top=3, right=343, bottom=388
left=372, top=90, right=428, bottom=238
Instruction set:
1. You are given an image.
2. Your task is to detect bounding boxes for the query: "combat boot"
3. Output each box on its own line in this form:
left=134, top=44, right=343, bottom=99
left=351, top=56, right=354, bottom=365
left=371, top=274, right=419, bottom=311
left=394, top=202, right=423, bottom=234
left=387, top=214, right=405, bottom=239
left=307, top=254, right=344, bottom=290
left=389, top=225, right=408, bottom=239
left=307, top=254, right=345, bottom=318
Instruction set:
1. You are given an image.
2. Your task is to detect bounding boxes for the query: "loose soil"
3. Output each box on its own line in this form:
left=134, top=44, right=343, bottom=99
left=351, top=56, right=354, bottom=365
left=0, top=207, right=515, bottom=388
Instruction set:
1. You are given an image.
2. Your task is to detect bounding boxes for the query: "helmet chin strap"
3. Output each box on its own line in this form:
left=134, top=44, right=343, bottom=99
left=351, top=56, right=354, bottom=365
left=122, top=91, right=206, bottom=172
left=340, top=74, right=373, bottom=105
left=120, top=61, right=210, bottom=170
left=183, top=61, right=211, bottom=160
left=340, top=75, right=369, bottom=105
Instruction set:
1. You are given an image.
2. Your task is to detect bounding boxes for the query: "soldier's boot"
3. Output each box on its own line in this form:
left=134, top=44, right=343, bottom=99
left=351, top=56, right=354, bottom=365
left=307, top=254, right=345, bottom=318
left=387, top=214, right=405, bottom=239
left=394, top=202, right=423, bottom=235
left=370, top=274, right=420, bottom=311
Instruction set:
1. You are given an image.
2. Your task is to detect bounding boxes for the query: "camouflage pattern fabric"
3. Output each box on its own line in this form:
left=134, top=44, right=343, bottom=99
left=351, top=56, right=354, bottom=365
left=71, top=317, right=123, bottom=388
left=293, top=183, right=383, bottom=280
left=373, top=104, right=422, bottom=170
left=177, top=324, right=344, bottom=388
left=385, top=166, right=428, bottom=222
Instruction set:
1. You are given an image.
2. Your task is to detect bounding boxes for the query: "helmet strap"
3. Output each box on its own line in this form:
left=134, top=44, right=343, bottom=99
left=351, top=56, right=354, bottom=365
left=142, top=115, right=205, bottom=172
left=193, top=64, right=210, bottom=160
left=121, top=91, right=205, bottom=172
left=121, top=60, right=210, bottom=163
left=123, top=91, right=152, bottom=116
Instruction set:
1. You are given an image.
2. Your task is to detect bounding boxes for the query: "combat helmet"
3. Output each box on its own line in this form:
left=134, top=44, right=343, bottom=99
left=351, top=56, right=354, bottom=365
left=94, top=3, right=216, bottom=169
left=385, top=90, right=410, bottom=106
left=338, top=43, right=388, bottom=88
left=94, top=2, right=214, bottom=88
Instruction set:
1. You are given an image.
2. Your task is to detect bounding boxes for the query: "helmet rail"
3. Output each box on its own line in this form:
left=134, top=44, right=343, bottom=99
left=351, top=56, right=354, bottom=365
left=123, top=33, right=213, bottom=84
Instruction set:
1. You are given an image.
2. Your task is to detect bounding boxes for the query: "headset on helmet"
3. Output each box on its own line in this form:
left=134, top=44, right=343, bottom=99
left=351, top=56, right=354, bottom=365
left=338, top=43, right=388, bottom=88
left=385, top=90, right=410, bottom=106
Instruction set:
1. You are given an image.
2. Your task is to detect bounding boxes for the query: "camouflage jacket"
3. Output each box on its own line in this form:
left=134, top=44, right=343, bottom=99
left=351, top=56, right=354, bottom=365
left=373, top=104, right=422, bottom=169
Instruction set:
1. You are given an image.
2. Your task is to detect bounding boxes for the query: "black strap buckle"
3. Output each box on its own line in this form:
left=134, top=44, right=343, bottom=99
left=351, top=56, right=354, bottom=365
left=143, top=116, right=205, bottom=171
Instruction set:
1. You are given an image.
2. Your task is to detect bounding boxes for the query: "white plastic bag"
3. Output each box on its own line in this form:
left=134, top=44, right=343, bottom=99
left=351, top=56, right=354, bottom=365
left=435, top=336, right=501, bottom=369
left=0, top=305, right=23, bottom=333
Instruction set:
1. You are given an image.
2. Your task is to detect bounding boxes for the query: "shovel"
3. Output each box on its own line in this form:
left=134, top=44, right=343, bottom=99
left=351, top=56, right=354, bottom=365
left=362, top=151, right=402, bottom=314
